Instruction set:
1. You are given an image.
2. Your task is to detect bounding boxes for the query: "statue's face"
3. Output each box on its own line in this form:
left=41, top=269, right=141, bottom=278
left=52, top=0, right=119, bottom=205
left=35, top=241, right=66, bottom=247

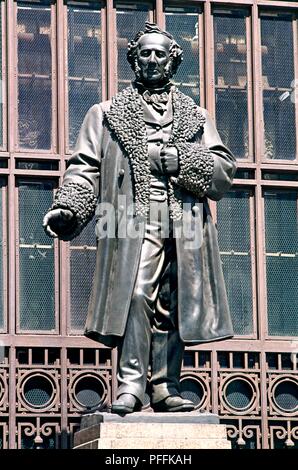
left=136, top=33, right=171, bottom=85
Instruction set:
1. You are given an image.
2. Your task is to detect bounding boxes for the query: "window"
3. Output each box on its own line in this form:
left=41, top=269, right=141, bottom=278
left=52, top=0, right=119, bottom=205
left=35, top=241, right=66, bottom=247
left=16, top=1, right=55, bottom=151
left=116, top=2, right=151, bottom=91
left=0, top=3, right=4, bottom=149
left=261, top=13, right=297, bottom=161
left=217, top=189, right=255, bottom=336
left=213, top=8, right=251, bottom=159
left=66, top=1, right=103, bottom=151
left=165, top=5, right=201, bottom=102
left=17, top=181, right=56, bottom=332
left=0, top=180, right=4, bottom=331
left=69, top=219, right=96, bottom=333
left=264, top=190, right=298, bottom=337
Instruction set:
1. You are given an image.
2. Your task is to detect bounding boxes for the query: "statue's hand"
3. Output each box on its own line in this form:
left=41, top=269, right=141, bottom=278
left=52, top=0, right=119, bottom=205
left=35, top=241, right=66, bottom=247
left=43, top=208, right=75, bottom=238
left=160, top=146, right=179, bottom=174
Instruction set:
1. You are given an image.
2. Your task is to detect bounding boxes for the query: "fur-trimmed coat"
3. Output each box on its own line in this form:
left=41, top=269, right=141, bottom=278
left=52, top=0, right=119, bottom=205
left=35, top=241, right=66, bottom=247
left=51, top=86, right=237, bottom=347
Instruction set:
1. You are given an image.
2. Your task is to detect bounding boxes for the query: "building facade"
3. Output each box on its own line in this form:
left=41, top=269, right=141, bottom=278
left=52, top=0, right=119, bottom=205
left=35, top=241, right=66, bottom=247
left=0, top=0, right=297, bottom=449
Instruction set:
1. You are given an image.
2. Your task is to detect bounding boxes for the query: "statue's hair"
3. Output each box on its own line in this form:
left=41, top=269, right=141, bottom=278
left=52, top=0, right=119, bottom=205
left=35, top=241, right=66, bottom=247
left=127, top=22, right=183, bottom=79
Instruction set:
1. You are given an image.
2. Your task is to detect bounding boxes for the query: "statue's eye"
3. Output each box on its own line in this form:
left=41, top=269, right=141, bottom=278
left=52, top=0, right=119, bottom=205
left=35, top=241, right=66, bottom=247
left=156, top=51, right=166, bottom=58
left=140, top=50, right=151, bottom=57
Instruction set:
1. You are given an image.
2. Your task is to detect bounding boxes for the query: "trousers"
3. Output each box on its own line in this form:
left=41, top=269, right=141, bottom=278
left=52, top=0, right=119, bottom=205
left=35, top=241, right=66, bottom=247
left=116, top=176, right=185, bottom=404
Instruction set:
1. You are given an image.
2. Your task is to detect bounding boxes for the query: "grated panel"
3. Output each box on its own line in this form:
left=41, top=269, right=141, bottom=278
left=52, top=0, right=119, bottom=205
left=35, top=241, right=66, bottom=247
left=214, top=10, right=249, bottom=158
left=264, top=191, right=298, bottom=336
left=261, top=15, right=296, bottom=160
left=116, top=4, right=150, bottom=92
left=18, top=182, right=55, bottom=331
left=67, top=4, right=102, bottom=150
left=17, top=2, right=53, bottom=150
left=217, top=190, right=253, bottom=335
left=165, top=7, right=200, bottom=102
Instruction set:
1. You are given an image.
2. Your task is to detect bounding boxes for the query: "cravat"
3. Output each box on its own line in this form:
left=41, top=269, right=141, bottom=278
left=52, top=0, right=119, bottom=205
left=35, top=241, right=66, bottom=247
left=142, top=90, right=169, bottom=113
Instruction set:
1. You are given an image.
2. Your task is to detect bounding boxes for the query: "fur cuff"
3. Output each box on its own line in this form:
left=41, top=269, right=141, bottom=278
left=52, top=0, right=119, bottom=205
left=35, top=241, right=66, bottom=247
left=172, top=143, right=214, bottom=198
left=51, top=182, right=97, bottom=239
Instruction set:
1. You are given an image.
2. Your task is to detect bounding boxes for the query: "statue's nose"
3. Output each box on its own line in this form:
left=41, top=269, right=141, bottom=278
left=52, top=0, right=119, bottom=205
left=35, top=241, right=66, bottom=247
left=149, top=51, right=157, bottom=63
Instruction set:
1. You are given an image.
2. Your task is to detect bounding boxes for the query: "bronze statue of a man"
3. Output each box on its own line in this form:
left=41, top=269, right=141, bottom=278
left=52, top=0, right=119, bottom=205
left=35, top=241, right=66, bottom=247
left=43, top=23, right=236, bottom=414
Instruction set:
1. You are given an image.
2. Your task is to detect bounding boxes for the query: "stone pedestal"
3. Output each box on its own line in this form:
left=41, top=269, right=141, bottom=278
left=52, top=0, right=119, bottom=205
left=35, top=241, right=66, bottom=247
left=73, top=412, right=231, bottom=449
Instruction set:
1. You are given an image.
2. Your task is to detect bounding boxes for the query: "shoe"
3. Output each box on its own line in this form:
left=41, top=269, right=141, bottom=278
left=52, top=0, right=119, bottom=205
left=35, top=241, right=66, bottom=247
left=111, top=393, right=142, bottom=415
left=152, top=395, right=195, bottom=412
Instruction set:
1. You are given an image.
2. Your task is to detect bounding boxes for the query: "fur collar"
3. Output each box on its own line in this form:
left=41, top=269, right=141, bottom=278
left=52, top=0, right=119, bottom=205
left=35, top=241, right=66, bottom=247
left=104, top=85, right=206, bottom=219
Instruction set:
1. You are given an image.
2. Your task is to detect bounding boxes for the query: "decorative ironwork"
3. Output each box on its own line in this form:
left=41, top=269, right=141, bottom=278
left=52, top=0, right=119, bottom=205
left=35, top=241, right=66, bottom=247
left=68, top=370, right=110, bottom=412
left=0, top=421, right=8, bottom=449
left=268, top=375, right=298, bottom=416
left=219, top=373, right=260, bottom=416
left=17, top=370, right=60, bottom=413
left=269, top=423, right=298, bottom=449
left=180, top=374, right=211, bottom=411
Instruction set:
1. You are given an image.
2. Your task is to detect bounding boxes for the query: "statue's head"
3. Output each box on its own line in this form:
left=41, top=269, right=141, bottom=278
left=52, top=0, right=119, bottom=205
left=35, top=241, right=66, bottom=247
left=127, top=22, right=183, bottom=87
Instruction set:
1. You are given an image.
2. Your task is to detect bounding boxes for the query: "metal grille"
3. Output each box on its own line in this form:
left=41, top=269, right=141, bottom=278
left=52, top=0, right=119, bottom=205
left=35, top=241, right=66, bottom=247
left=70, top=219, right=96, bottom=332
left=165, top=7, right=200, bottom=102
left=74, top=376, right=104, bottom=408
left=17, top=2, right=53, bottom=150
left=274, top=380, right=298, bottom=412
left=264, top=190, right=298, bottom=336
left=116, top=4, right=150, bottom=92
left=67, top=3, right=102, bottom=150
left=214, top=10, right=249, bottom=159
left=180, top=378, right=203, bottom=406
left=225, top=379, right=253, bottom=410
left=261, top=15, right=296, bottom=160
left=18, top=182, right=55, bottom=331
left=23, top=376, right=54, bottom=407
left=217, top=190, right=254, bottom=335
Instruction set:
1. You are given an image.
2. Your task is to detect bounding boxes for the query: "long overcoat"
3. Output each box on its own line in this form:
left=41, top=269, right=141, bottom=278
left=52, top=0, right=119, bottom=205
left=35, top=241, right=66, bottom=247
left=58, top=86, right=237, bottom=347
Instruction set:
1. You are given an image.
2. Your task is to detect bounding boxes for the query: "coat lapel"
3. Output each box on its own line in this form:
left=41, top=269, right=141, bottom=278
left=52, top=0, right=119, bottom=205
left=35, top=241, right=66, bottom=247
left=104, top=85, right=206, bottom=219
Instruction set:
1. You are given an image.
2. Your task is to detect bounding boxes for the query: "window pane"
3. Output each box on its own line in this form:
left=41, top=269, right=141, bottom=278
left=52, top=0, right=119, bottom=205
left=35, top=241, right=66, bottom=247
left=217, top=190, right=254, bottom=335
left=264, top=190, right=298, bottom=336
left=17, top=2, right=53, bottom=150
left=214, top=10, right=249, bottom=159
left=165, top=7, right=200, bottom=102
left=18, top=182, right=55, bottom=331
left=70, top=219, right=96, bottom=332
left=116, top=3, right=150, bottom=92
left=0, top=6, right=3, bottom=148
left=261, top=14, right=296, bottom=160
left=0, top=184, right=3, bottom=329
left=67, top=2, right=102, bottom=150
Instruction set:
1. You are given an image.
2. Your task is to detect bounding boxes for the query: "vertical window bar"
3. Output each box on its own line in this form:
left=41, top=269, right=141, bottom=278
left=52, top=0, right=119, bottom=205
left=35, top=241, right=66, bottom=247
left=260, top=12, right=296, bottom=161
left=16, top=1, right=55, bottom=152
left=213, top=8, right=250, bottom=159
left=16, top=180, right=58, bottom=333
left=165, top=5, right=201, bottom=103
left=65, top=1, right=103, bottom=152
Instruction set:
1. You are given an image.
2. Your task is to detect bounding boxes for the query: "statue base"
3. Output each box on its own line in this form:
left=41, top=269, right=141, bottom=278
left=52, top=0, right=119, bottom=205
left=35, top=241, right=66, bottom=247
left=73, top=412, right=231, bottom=449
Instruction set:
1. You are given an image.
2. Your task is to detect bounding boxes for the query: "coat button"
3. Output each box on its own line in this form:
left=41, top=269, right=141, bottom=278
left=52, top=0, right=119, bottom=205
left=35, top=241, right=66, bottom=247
left=119, top=169, right=125, bottom=176
left=192, top=205, right=200, bottom=215
left=119, top=205, right=125, bottom=212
